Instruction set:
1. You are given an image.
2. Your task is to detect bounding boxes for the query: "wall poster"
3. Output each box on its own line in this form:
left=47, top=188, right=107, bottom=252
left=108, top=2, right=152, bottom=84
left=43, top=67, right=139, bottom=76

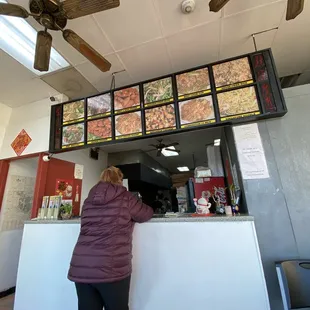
left=233, top=123, right=269, bottom=179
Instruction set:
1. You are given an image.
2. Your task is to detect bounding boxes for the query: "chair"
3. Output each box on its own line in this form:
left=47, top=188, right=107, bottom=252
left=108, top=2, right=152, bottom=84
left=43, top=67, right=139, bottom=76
left=276, top=260, right=310, bottom=310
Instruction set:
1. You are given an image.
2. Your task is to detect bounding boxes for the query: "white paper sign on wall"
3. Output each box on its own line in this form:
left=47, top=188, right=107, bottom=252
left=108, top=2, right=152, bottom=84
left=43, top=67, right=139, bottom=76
left=233, top=123, right=269, bottom=180
left=74, top=164, right=84, bottom=180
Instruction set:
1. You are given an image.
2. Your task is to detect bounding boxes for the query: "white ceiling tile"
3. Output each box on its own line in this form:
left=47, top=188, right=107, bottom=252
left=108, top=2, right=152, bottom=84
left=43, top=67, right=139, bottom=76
left=94, top=0, right=162, bottom=51
left=166, top=21, right=221, bottom=72
left=224, top=0, right=285, bottom=16
left=271, top=1, right=310, bottom=76
left=75, top=54, right=133, bottom=92
left=117, top=38, right=172, bottom=82
left=0, top=77, right=58, bottom=108
left=153, top=0, right=220, bottom=36
left=220, top=1, right=286, bottom=59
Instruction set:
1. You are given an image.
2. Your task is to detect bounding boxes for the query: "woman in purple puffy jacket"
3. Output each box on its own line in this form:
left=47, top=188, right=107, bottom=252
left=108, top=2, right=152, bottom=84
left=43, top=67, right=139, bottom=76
left=68, top=166, right=153, bottom=310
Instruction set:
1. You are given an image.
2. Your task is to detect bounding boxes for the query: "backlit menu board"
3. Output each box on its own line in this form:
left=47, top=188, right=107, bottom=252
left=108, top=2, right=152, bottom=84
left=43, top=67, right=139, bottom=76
left=143, top=77, right=173, bottom=107
left=63, top=100, right=84, bottom=125
left=62, top=123, right=84, bottom=149
left=217, top=87, right=260, bottom=121
left=114, top=86, right=140, bottom=114
left=213, top=57, right=253, bottom=91
left=87, top=93, right=111, bottom=119
left=115, top=112, right=142, bottom=139
left=176, top=67, right=211, bottom=100
left=87, top=118, right=112, bottom=144
left=145, top=104, right=176, bottom=134
left=49, top=49, right=287, bottom=152
left=179, top=96, right=215, bottom=128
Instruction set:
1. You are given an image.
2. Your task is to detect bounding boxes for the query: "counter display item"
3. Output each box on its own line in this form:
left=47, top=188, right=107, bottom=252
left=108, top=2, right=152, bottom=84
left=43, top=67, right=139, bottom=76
left=114, top=86, right=140, bottom=113
left=144, top=77, right=173, bottom=107
left=213, top=57, right=253, bottom=89
left=59, top=200, right=73, bottom=220
left=38, top=196, right=49, bottom=219
left=87, top=118, right=112, bottom=143
left=62, top=123, right=84, bottom=148
left=115, top=111, right=142, bottom=139
left=63, top=100, right=84, bottom=124
left=46, top=196, right=62, bottom=220
left=176, top=67, right=211, bottom=99
left=179, top=96, right=215, bottom=128
left=217, top=86, right=260, bottom=120
left=87, top=93, right=111, bottom=119
left=145, top=104, right=176, bottom=133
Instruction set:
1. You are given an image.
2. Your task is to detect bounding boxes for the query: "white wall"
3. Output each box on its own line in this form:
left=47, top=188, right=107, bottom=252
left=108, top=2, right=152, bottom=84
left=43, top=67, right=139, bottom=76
left=0, top=157, right=38, bottom=292
left=54, top=149, right=108, bottom=207
left=0, top=102, right=12, bottom=155
left=0, top=94, right=67, bottom=160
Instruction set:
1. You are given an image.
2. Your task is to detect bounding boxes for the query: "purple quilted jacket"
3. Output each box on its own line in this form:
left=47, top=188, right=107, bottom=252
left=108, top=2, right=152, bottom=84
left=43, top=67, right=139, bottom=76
left=68, top=181, right=153, bottom=283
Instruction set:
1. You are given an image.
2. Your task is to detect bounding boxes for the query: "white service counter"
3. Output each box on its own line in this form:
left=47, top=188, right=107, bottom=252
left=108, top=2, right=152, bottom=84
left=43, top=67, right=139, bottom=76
left=14, top=216, right=270, bottom=310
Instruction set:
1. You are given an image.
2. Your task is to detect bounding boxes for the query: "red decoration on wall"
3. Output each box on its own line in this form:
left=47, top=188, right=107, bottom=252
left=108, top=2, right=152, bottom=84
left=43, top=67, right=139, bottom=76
left=11, top=129, right=32, bottom=156
left=55, top=179, right=74, bottom=199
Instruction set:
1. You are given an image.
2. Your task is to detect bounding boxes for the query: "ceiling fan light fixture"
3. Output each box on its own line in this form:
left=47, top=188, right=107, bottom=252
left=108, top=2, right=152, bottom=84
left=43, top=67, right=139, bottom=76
left=161, top=146, right=179, bottom=157
left=177, top=166, right=190, bottom=172
left=0, top=0, right=69, bottom=75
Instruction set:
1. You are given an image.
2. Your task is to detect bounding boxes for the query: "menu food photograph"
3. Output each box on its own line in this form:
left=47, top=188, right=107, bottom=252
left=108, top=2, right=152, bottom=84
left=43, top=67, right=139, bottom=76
left=176, top=68, right=210, bottom=98
left=145, top=104, right=176, bottom=133
left=115, top=112, right=142, bottom=139
left=62, top=123, right=84, bottom=148
left=87, top=94, right=111, bottom=119
left=144, top=77, right=173, bottom=106
left=63, top=100, right=84, bottom=124
left=87, top=118, right=112, bottom=143
left=114, top=86, right=140, bottom=113
left=217, top=86, right=260, bottom=119
left=213, top=57, right=253, bottom=89
left=179, top=96, right=215, bottom=128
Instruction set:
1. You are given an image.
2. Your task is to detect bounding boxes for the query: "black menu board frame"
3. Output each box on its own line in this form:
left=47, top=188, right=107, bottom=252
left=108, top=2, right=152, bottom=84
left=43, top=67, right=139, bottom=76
left=49, top=49, right=287, bottom=153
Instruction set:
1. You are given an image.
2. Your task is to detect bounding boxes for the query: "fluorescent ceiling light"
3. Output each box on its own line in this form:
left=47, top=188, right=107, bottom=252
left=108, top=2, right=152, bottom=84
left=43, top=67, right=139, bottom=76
left=214, top=139, right=221, bottom=146
left=0, top=0, right=69, bottom=75
left=161, top=146, right=179, bottom=157
left=177, top=166, right=190, bottom=172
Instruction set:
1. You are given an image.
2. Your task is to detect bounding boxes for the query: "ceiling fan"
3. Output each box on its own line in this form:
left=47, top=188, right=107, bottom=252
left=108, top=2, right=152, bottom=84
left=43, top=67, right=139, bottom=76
left=0, top=0, right=120, bottom=72
left=146, top=139, right=181, bottom=157
left=209, top=0, right=304, bottom=20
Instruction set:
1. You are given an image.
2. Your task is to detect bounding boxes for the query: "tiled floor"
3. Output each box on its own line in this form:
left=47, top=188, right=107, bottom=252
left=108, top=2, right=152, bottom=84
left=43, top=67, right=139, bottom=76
left=0, top=294, right=14, bottom=310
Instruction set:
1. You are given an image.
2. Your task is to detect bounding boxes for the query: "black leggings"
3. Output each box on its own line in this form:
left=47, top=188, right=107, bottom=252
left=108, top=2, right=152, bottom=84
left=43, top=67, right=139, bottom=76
left=75, top=277, right=130, bottom=310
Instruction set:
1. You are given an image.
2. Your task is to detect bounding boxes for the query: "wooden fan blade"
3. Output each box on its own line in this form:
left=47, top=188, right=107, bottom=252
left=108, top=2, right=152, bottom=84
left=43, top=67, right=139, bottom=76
left=209, top=0, right=231, bottom=12
left=0, top=3, right=29, bottom=18
left=63, top=29, right=111, bottom=72
left=286, top=0, right=304, bottom=20
left=34, top=31, right=52, bottom=72
left=61, top=0, right=120, bottom=19
left=165, top=142, right=179, bottom=148
left=165, top=148, right=180, bottom=153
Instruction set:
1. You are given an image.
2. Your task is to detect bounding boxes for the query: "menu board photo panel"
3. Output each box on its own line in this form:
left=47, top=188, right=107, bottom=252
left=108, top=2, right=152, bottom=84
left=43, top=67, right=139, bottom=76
left=176, top=67, right=211, bottom=100
left=143, top=77, right=174, bottom=107
left=145, top=104, right=176, bottom=134
left=63, top=100, right=85, bottom=125
left=87, top=93, right=111, bottom=119
left=114, top=86, right=140, bottom=114
left=62, top=123, right=84, bottom=149
left=179, top=96, right=216, bottom=128
left=87, top=118, right=112, bottom=144
left=217, top=86, right=260, bottom=121
left=115, top=112, right=142, bottom=140
left=213, top=57, right=253, bottom=91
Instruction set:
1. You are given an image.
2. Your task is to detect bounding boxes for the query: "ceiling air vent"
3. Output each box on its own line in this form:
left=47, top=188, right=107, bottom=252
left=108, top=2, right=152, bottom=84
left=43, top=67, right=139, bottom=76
left=280, top=74, right=301, bottom=88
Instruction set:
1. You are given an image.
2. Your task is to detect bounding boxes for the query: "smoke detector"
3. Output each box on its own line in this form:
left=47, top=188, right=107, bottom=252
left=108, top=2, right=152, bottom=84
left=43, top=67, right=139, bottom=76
left=181, top=0, right=196, bottom=14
